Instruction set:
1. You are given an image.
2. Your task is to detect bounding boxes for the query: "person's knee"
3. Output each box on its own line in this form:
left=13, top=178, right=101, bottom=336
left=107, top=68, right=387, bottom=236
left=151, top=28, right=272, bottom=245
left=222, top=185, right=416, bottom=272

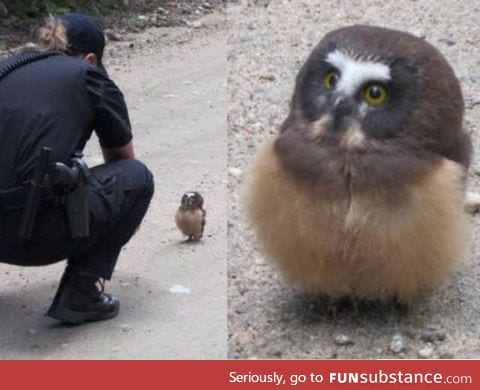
left=122, top=159, right=154, bottom=199
left=141, top=165, right=154, bottom=200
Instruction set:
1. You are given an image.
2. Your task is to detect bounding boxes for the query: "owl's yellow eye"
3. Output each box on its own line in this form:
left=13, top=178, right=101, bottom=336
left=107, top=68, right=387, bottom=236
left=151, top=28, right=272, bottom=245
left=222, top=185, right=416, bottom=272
left=323, top=69, right=339, bottom=90
left=362, top=83, right=388, bottom=106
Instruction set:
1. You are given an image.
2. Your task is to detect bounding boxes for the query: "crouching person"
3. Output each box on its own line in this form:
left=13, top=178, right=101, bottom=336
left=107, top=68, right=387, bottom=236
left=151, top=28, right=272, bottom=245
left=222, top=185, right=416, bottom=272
left=0, top=14, right=154, bottom=324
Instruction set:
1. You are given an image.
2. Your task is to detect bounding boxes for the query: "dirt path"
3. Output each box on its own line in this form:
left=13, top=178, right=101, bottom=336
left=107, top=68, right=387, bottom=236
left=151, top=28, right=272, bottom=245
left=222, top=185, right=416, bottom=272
left=0, top=12, right=227, bottom=359
left=228, top=0, right=480, bottom=359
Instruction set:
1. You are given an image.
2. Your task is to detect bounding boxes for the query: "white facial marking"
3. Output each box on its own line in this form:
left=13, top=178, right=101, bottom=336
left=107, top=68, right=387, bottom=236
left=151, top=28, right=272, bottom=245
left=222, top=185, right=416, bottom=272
left=326, top=50, right=391, bottom=96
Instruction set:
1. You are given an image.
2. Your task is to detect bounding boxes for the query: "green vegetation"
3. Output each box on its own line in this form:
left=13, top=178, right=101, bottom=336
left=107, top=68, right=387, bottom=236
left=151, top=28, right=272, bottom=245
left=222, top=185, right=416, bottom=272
left=127, top=14, right=140, bottom=29
left=1, top=0, right=153, bottom=18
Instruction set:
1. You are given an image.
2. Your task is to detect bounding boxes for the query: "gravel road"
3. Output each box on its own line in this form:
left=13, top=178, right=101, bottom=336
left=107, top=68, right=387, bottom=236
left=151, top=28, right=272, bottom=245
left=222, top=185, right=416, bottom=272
left=0, top=12, right=227, bottom=359
left=227, top=0, right=480, bottom=359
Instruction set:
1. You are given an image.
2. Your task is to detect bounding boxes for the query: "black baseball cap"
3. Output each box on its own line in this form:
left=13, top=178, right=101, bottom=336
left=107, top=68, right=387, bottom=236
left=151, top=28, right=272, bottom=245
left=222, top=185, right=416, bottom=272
left=60, top=13, right=106, bottom=70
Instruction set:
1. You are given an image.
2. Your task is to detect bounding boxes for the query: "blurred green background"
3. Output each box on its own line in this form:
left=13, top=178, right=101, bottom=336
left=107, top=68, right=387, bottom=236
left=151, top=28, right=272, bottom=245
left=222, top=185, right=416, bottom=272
left=0, top=0, right=156, bottom=18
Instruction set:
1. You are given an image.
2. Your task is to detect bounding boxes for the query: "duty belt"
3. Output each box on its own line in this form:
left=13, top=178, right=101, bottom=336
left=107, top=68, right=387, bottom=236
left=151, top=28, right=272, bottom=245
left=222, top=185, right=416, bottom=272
left=0, top=181, right=53, bottom=212
left=0, top=185, right=28, bottom=212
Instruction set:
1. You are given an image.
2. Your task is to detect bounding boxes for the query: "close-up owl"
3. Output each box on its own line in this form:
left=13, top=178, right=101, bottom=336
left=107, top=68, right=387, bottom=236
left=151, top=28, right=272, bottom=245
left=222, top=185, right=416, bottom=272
left=246, top=25, right=472, bottom=302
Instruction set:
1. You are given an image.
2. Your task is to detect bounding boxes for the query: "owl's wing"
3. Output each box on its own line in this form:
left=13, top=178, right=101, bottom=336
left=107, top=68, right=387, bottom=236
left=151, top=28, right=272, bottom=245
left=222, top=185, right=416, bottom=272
left=442, top=129, right=472, bottom=169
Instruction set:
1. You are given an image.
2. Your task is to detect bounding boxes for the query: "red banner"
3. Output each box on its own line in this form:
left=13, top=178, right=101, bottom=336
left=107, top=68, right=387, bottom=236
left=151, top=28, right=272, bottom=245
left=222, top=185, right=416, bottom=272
left=0, top=360, right=477, bottom=389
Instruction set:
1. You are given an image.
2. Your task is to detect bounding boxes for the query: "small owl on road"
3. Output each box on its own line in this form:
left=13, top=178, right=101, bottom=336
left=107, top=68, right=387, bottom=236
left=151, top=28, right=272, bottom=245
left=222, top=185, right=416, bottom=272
left=175, top=191, right=206, bottom=242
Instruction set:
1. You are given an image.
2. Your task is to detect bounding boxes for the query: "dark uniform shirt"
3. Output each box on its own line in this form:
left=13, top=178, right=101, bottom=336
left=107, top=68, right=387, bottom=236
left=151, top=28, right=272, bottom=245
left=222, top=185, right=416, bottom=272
left=0, top=52, right=132, bottom=190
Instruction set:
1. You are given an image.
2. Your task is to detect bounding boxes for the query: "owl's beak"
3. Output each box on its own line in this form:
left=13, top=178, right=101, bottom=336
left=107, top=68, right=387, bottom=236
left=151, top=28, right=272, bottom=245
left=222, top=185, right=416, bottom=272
left=307, top=95, right=363, bottom=142
left=332, top=96, right=359, bottom=133
left=330, top=95, right=366, bottom=147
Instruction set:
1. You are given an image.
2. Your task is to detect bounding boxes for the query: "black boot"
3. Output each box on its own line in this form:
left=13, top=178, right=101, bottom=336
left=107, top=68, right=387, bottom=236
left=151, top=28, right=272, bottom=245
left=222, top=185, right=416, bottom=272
left=46, top=266, right=120, bottom=324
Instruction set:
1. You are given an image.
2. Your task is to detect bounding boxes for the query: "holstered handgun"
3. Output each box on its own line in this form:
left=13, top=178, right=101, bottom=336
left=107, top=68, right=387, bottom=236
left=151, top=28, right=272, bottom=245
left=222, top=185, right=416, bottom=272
left=53, top=152, right=91, bottom=238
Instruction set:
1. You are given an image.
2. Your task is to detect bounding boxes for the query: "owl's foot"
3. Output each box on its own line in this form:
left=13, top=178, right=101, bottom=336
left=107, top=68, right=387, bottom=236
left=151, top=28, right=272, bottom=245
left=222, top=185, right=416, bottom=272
left=185, top=235, right=202, bottom=242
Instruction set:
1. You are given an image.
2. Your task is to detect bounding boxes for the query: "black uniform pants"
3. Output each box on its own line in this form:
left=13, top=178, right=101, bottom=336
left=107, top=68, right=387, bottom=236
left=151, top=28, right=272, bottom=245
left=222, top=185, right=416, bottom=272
left=0, top=158, right=154, bottom=279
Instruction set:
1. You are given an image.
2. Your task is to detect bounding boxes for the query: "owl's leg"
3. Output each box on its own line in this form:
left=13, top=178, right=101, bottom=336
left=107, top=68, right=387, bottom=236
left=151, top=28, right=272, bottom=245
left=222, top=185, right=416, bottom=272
left=326, top=297, right=360, bottom=319
left=327, top=297, right=344, bottom=319
left=392, top=297, right=409, bottom=313
left=350, top=298, right=360, bottom=316
left=327, top=303, right=338, bottom=320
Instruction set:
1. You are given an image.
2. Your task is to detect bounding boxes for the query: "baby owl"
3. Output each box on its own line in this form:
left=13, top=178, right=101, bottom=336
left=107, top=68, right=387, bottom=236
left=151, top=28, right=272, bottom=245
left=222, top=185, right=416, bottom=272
left=175, top=191, right=206, bottom=242
left=246, top=25, right=472, bottom=302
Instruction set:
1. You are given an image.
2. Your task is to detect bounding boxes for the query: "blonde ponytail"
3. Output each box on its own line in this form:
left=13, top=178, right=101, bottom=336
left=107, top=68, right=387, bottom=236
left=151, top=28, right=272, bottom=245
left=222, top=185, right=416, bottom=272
left=37, top=15, right=68, bottom=52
